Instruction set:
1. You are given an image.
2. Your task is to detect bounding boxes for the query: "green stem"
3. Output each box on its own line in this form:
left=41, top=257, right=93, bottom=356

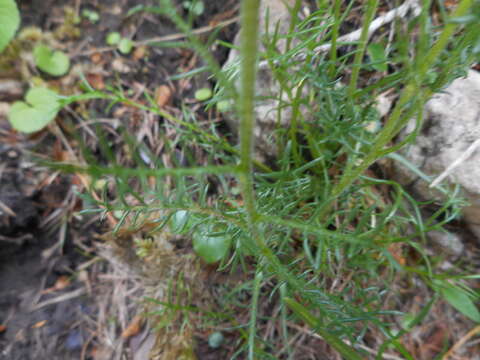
left=328, top=0, right=342, bottom=78
left=348, top=0, right=379, bottom=97
left=238, top=0, right=261, bottom=240
left=248, top=271, right=263, bottom=360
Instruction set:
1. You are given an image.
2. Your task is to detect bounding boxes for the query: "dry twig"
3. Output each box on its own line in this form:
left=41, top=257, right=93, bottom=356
left=442, top=325, right=480, bottom=360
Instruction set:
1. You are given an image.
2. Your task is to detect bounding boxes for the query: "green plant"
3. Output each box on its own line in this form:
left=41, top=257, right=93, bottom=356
left=192, top=222, right=232, bottom=264
left=33, top=44, right=70, bottom=76
left=118, top=37, right=134, bottom=54
left=106, top=31, right=121, bottom=46
left=81, top=9, right=100, bottom=23
left=367, top=42, right=388, bottom=72
left=182, top=0, right=204, bottom=17
left=0, top=0, right=20, bottom=53
left=8, top=87, right=60, bottom=133
left=105, top=32, right=135, bottom=54
left=194, top=87, right=212, bottom=101
left=434, top=279, right=480, bottom=323
left=50, top=0, right=480, bottom=357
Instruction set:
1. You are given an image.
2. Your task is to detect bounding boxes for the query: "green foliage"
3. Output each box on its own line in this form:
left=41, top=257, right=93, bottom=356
left=216, top=100, right=230, bottom=112
left=106, top=32, right=121, bottom=46
left=33, top=44, right=70, bottom=76
left=118, top=38, right=134, bottom=54
left=435, top=280, right=480, bottom=323
left=106, top=33, right=135, bottom=54
left=8, top=87, right=60, bottom=133
left=194, top=87, right=212, bottom=101
left=182, top=0, right=204, bottom=16
left=170, top=210, right=192, bottom=235
left=192, top=223, right=232, bottom=264
left=284, top=298, right=364, bottom=360
left=49, top=0, right=480, bottom=357
left=81, top=9, right=99, bottom=23
left=0, top=0, right=20, bottom=53
left=367, top=42, right=388, bottom=72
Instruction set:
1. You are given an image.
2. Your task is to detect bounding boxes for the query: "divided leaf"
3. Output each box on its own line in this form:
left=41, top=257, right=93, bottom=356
left=284, top=298, right=364, bottom=360
left=8, top=87, right=61, bottom=133
left=34, top=44, right=71, bottom=77
left=0, top=0, right=20, bottom=53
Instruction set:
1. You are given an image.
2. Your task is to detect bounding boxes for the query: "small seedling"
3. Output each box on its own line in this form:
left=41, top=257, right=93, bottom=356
left=33, top=44, right=71, bottom=76
left=81, top=9, right=100, bottom=23
left=194, top=87, right=212, bottom=101
left=8, top=87, right=61, bottom=133
left=182, top=1, right=205, bottom=16
left=0, top=0, right=20, bottom=53
left=106, top=32, right=121, bottom=46
left=118, top=38, right=134, bottom=54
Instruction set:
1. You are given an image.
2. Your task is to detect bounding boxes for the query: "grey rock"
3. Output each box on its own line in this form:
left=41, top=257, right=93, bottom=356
left=427, top=230, right=464, bottom=257
left=222, top=0, right=298, bottom=160
left=393, top=70, right=480, bottom=239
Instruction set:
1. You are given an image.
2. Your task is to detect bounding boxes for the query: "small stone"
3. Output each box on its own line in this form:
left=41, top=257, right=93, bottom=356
left=208, top=331, right=224, bottom=349
left=428, top=230, right=464, bottom=257
left=222, top=0, right=298, bottom=161
left=112, top=58, right=131, bottom=73
left=393, top=70, right=480, bottom=241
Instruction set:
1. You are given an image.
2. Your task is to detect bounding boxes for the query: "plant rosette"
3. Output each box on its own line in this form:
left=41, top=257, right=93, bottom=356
left=8, top=87, right=61, bottom=133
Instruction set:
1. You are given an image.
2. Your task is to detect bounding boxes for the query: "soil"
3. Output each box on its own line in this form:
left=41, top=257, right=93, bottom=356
left=0, top=144, right=93, bottom=359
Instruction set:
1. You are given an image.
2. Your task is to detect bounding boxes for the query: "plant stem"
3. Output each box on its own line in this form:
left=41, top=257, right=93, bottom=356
left=238, top=0, right=261, bottom=240
left=348, top=0, right=379, bottom=97
left=248, top=271, right=263, bottom=360
left=328, top=0, right=342, bottom=78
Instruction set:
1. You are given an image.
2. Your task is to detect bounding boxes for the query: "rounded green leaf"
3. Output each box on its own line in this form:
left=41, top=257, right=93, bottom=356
left=192, top=224, right=232, bottom=264
left=118, top=38, right=134, bottom=54
left=0, top=0, right=20, bottom=53
left=194, top=88, right=212, bottom=101
left=33, top=44, right=70, bottom=77
left=106, top=32, right=121, bottom=46
left=216, top=100, right=231, bottom=112
left=8, top=87, right=60, bottom=133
